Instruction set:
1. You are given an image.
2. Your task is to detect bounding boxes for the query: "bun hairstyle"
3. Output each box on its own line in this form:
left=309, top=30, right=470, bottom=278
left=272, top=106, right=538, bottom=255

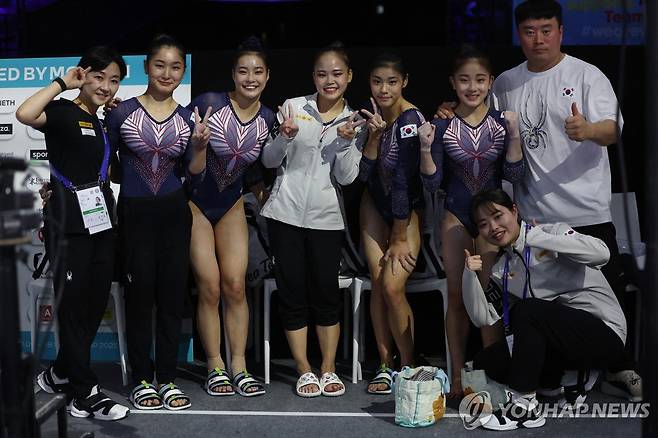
left=451, top=44, right=493, bottom=76
left=146, top=34, right=186, bottom=67
left=233, top=35, right=268, bottom=69
left=314, top=41, right=350, bottom=69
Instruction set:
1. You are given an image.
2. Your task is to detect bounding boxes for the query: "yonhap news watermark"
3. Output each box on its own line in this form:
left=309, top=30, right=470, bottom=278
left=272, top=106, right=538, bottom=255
left=459, top=391, right=650, bottom=430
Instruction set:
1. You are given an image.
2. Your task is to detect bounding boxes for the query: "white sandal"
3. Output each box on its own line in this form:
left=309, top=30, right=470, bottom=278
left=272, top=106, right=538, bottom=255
left=320, top=372, right=345, bottom=397
left=296, top=372, right=321, bottom=398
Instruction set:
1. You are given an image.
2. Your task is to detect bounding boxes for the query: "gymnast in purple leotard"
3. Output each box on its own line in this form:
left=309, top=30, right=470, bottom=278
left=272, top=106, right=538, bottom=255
left=186, top=92, right=274, bottom=225
left=186, top=37, right=272, bottom=397
left=418, top=46, right=523, bottom=396
left=358, top=53, right=425, bottom=394
left=105, top=35, right=210, bottom=410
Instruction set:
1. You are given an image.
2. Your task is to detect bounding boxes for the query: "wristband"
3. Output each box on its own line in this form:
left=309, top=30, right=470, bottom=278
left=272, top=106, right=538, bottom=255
left=52, top=77, right=67, bottom=93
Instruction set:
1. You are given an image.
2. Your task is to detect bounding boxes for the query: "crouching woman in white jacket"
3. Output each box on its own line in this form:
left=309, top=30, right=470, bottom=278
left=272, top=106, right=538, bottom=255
left=462, top=189, right=626, bottom=431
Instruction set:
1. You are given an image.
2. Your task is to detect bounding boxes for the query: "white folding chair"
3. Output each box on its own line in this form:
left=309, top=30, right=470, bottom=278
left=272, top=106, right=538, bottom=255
left=351, top=189, right=451, bottom=383
left=350, top=264, right=450, bottom=384
left=26, top=279, right=129, bottom=386
left=262, top=276, right=355, bottom=384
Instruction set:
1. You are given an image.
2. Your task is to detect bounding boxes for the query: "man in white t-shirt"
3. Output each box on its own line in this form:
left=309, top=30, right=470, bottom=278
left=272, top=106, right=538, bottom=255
left=436, top=0, right=641, bottom=403
left=495, top=0, right=640, bottom=403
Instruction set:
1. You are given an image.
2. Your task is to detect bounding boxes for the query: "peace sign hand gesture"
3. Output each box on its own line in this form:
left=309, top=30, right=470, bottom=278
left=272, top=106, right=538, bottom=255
left=278, top=102, right=299, bottom=139
left=337, top=111, right=366, bottom=140
left=191, top=106, right=212, bottom=151
left=360, top=98, right=386, bottom=139
left=62, top=66, right=92, bottom=90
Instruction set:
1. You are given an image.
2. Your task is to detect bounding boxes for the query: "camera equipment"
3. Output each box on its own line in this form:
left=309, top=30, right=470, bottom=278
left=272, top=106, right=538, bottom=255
left=0, top=157, right=66, bottom=438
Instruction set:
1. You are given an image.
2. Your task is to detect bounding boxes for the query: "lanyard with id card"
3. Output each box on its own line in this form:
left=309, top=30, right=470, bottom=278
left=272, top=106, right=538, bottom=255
left=501, top=224, right=532, bottom=356
left=50, top=119, right=112, bottom=234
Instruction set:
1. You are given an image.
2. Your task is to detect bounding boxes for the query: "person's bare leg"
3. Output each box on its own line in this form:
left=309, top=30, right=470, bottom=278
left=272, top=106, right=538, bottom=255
left=285, top=327, right=318, bottom=394
left=316, top=323, right=342, bottom=393
left=380, top=210, right=421, bottom=368
left=361, top=191, right=395, bottom=392
left=476, top=235, right=505, bottom=348
left=442, top=211, right=475, bottom=397
left=214, top=198, right=250, bottom=378
left=189, top=202, right=232, bottom=394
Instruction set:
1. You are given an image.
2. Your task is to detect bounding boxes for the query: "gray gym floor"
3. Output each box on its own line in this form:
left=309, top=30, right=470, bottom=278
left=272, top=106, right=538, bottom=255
left=36, top=359, right=643, bottom=438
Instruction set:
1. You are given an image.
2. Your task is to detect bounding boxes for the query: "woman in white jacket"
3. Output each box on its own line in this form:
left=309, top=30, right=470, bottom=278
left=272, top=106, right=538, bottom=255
left=462, top=188, right=626, bottom=431
left=260, top=42, right=365, bottom=397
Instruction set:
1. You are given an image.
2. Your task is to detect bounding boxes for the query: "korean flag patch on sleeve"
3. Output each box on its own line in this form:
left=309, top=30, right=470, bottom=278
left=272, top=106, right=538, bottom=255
left=400, top=124, right=417, bottom=138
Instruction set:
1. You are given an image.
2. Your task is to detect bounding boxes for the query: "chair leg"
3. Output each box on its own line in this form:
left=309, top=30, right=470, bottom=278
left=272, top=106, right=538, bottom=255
left=264, top=279, right=273, bottom=384
left=111, top=283, right=129, bottom=386
left=30, top=286, right=39, bottom=355
left=222, top=304, right=231, bottom=372
left=52, top=315, right=61, bottom=356
left=254, top=285, right=261, bottom=364
left=440, top=286, right=452, bottom=380
left=351, top=279, right=363, bottom=384
left=343, top=289, right=349, bottom=361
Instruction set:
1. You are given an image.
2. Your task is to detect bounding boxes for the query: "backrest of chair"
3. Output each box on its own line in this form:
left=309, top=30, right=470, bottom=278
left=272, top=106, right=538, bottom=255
left=411, top=190, right=446, bottom=280
left=611, top=192, right=642, bottom=243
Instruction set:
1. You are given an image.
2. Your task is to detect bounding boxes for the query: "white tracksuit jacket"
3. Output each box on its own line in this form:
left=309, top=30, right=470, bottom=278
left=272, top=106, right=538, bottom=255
left=462, top=221, right=627, bottom=344
left=260, top=94, right=366, bottom=230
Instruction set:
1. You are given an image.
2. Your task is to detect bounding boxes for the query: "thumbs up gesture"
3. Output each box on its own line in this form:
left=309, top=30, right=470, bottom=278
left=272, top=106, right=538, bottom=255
left=464, top=249, right=482, bottom=272
left=564, top=102, right=591, bottom=142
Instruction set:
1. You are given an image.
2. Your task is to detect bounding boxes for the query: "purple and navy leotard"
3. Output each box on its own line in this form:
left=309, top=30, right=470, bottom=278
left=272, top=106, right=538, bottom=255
left=421, top=109, right=524, bottom=236
left=106, top=97, right=194, bottom=197
left=186, top=92, right=275, bottom=224
left=359, top=108, right=426, bottom=223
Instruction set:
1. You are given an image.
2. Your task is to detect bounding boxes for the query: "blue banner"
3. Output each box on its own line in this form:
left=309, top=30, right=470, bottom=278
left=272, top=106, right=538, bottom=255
left=512, top=0, right=645, bottom=46
left=0, top=54, right=192, bottom=88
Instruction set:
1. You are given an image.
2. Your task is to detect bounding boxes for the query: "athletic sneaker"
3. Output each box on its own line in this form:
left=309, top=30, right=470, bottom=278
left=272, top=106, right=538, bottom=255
left=538, top=369, right=598, bottom=408
left=482, top=389, right=546, bottom=431
left=601, top=370, right=642, bottom=402
left=37, top=366, right=69, bottom=394
left=69, top=385, right=129, bottom=421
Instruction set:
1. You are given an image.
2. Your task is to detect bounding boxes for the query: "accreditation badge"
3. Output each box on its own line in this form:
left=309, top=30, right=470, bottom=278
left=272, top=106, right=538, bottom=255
left=75, top=183, right=112, bottom=234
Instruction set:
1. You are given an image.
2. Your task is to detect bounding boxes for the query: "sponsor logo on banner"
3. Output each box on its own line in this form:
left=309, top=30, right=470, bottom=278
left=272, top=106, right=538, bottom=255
left=0, top=123, right=13, bottom=139
left=25, top=174, right=49, bottom=192
left=39, top=305, right=54, bottom=322
left=30, top=149, right=49, bottom=161
left=0, top=98, right=16, bottom=114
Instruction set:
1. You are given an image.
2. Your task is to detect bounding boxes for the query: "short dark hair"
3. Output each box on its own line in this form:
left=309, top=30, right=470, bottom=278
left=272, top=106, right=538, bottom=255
left=314, top=41, right=350, bottom=70
left=451, top=44, right=493, bottom=76
left=470, top=189, right=516, bottom=226
left=514, top=0, right=562, bottom=28
left=146, top=34, right=186, bottom=67
left=78, top=46, right=127, bottom=80
left=234, top=36, right=268, bottom=69
left=369, top=52, right=407, bottom=79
